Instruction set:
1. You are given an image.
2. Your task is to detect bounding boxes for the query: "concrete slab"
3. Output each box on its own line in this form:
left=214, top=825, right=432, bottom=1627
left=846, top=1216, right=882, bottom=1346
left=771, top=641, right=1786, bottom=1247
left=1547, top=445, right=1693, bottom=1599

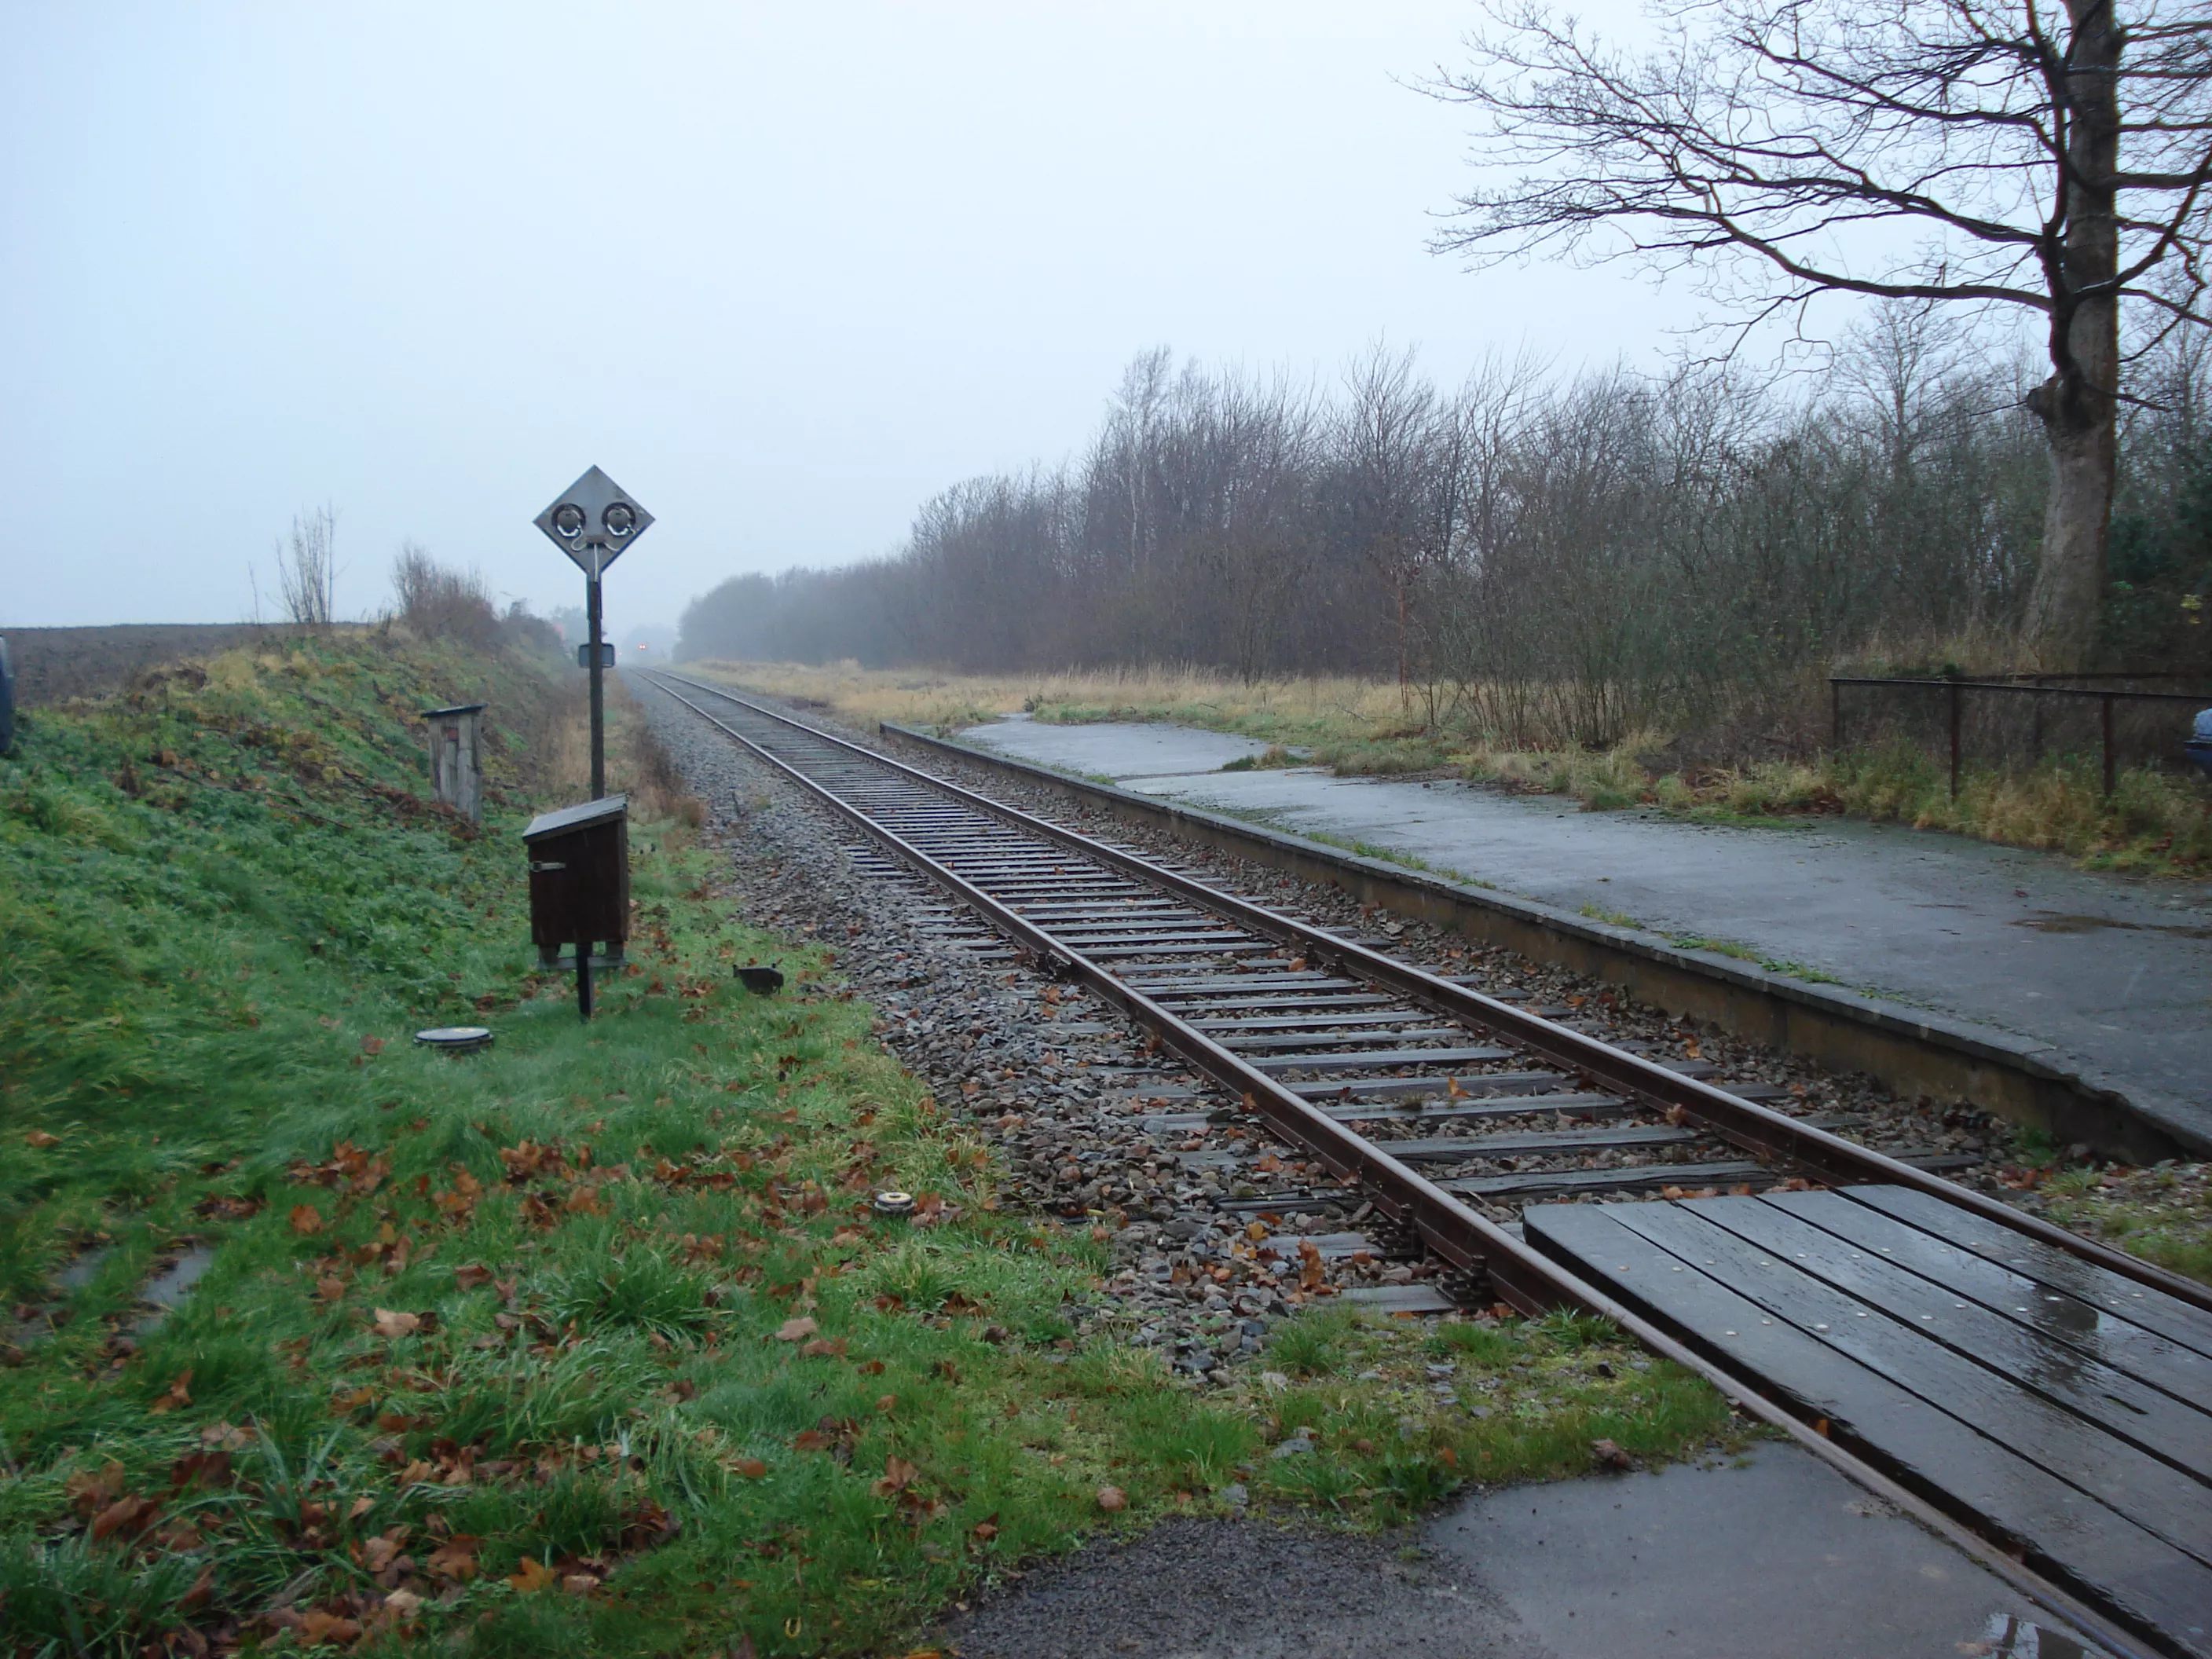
left=974, top=712, right=1276, bottom=778
left=956, top=718, right=2212, bottom=1144
left=1427, top=1443, right=2090, bottom=1659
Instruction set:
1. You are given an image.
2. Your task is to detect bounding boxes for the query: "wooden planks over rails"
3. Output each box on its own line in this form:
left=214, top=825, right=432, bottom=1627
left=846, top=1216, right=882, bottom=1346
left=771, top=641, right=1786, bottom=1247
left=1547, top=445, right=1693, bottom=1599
left=1528, top=1188, right=2212, bottom=1659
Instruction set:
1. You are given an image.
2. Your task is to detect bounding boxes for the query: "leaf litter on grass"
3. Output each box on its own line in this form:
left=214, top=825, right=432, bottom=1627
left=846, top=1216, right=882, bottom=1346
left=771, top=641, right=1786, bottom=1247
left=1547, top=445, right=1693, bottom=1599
left=0, top=635, right=1737, bottom=1657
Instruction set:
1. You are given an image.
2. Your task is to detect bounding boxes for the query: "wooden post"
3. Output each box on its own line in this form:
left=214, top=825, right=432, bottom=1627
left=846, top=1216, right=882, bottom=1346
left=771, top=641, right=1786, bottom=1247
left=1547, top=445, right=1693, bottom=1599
left=2102, top=694, right=2116, bottom=797
left=1947, top=680, right=1962, bottom=798
left=423, top=703, right=485, bottom=822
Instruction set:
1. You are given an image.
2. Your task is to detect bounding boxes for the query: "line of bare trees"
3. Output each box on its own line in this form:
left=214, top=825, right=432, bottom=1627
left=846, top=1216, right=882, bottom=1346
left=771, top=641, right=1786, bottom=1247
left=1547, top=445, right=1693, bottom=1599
left=679, top=314, right=2210, bottom=746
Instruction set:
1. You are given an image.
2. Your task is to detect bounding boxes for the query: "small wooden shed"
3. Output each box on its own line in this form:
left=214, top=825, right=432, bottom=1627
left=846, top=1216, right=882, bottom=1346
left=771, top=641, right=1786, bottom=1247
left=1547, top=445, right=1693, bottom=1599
left=423, top=703, right=485, bottom=822
left=523, top=795, right=630, bottom=969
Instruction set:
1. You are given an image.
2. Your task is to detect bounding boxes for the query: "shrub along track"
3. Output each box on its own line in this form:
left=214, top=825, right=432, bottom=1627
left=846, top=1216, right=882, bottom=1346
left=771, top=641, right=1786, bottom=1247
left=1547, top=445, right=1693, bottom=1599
left=644, top=668, right=2212, bottom=1659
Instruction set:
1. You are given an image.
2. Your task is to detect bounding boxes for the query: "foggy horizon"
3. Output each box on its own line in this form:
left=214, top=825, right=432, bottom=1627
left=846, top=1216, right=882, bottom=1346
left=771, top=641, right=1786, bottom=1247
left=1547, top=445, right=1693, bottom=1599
left=12, top=2, right=1727, bottom=639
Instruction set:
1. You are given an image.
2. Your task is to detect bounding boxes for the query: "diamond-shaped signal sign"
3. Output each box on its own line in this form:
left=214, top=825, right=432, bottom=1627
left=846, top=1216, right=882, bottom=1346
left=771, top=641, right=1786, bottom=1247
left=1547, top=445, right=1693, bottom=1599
left=535, top=466, right=654, bottom=575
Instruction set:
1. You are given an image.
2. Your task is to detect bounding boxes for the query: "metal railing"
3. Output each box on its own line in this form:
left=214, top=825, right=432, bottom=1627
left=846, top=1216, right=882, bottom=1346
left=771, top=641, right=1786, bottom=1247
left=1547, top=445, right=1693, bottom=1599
left=1829, top=676, right=2212, bottom=796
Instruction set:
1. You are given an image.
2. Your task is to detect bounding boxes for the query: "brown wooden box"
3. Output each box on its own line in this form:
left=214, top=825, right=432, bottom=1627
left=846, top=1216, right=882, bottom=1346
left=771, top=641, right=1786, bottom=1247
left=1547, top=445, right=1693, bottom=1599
left=523, top=796, right=630, bottom=961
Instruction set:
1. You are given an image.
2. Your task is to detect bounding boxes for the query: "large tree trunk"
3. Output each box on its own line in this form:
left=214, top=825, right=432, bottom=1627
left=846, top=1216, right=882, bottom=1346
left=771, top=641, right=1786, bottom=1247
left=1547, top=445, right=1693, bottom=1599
left=2021, top=0, right=2123, bottom=672
left=2026, top=409, right=2116, bottom=668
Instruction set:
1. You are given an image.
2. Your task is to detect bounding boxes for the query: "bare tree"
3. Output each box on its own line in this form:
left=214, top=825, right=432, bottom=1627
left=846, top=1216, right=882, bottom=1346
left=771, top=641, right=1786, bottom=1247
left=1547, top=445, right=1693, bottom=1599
left=1427, top=0, right=2212, bottom=668
left=1336, top=343, right=1448, bottom=694
left=276, top=504, right=338, bottom=627
left=391, top=540, right=500, bottom=645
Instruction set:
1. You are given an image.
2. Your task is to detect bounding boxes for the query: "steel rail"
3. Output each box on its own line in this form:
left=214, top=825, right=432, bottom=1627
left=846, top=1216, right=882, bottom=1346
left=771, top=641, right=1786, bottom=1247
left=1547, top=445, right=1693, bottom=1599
left=652, top=670, right=2211, bottom=1315
left=641, top=668, right=2166, bottom=1659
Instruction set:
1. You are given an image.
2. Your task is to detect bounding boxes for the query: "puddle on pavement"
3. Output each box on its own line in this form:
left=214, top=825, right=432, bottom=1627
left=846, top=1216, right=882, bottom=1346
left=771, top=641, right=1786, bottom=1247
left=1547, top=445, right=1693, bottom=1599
left=1960, top=1610, right=2108, bottom=1657
left=2012, top=910, right=2212, bottom=939
left=134, top=1244, right=216, bottom=1332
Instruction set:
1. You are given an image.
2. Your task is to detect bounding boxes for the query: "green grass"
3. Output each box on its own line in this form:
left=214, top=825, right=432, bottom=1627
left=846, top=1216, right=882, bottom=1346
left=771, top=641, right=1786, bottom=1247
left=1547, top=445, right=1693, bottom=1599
left=1666, top=937, right=1843, bottom=985
left=1237, top=1306, right=1729, bottom=1524
left=0, top=639, right=1733, bottom=1656
left=1219, top=745, right=1305, bottom=773
left=1579, top=903, right=1641, bottom=929
left=2042, top=1163, right=2212, bottom=1286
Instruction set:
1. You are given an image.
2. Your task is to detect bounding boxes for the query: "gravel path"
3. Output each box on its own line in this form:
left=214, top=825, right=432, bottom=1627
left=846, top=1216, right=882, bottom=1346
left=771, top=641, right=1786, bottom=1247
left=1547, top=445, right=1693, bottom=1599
left=928, top=1518, right=1535, bottom=1658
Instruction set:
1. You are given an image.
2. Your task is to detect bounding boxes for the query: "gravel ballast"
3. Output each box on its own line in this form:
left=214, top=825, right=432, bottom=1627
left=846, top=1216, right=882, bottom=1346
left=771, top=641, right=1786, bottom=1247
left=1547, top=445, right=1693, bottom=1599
left=626, top=674, right=2043, bottom=1379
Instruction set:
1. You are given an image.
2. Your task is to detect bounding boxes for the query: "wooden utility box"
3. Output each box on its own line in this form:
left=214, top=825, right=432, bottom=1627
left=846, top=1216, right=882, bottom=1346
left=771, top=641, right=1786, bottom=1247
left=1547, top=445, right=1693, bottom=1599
left=523, top=795, right=630, bottom=968
left=423, top=703, right=485, bottom=822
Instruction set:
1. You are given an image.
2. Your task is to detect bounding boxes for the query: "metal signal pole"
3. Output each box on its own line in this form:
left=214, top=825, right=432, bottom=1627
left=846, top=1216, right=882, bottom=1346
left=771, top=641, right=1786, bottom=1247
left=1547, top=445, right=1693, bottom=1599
left=535, top=467, right=652, bottom=804
left=587, top=551, right=606, bottom=799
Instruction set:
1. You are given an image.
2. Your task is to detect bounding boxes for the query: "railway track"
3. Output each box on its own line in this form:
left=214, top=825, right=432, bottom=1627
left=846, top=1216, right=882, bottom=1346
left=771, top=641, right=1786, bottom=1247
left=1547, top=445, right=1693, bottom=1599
left=642, top=668, right=2212, bottom=1659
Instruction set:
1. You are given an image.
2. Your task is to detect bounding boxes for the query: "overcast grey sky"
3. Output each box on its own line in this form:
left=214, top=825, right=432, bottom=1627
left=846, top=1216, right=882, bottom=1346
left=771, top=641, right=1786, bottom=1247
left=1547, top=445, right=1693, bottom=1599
left=4, top=0, right=1694, bottom=637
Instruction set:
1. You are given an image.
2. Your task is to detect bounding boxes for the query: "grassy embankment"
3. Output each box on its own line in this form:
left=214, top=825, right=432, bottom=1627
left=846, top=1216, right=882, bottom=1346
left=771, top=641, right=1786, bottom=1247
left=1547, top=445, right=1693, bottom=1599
left=0, top=638, right=1727, bottom=1655
left=694, top=661, right=2212, bottom=877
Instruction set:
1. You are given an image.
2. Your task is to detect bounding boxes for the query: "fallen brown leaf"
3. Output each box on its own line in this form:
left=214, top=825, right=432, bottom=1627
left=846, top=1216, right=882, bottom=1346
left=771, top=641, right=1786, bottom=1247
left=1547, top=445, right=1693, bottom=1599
left=146, top=1368, right=193, bottom=1415
left=23, top=1130, right=60, bottom=1148
left=509, top=1555, right=558, bottom=1594
left=298, top=1610, right=363, bottom=1645
left=425, top=1536, right=480, bottom=1580
left=91, top=1492, right=156, bottom=1541
left=1590, top=1437, right=1634, bottom=1471
left=289, top=1203, right=324, bottom=1236
left=372, top=1308, right=422, bottom=1339
left=870, top=1455, right=920, bottom=1497
left=1096, top=1485, right=1127, bottom=1512
left=774, top=1316, right=819, bottom=1342
left=63, top=1458, right=118, bottom=1514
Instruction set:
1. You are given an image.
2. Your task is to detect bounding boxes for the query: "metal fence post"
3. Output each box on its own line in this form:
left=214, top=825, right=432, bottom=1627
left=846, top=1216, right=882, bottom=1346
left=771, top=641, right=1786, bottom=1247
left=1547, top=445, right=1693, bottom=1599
left=1948, top=679, right=1961, bottom=797
left=1830, top=678, right=1841, bottom=750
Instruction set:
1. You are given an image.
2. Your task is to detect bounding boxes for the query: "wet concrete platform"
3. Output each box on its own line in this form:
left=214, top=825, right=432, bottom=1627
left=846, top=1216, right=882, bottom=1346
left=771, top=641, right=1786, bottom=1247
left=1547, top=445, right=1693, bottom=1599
left=941, top=1444, right=2090, bottom=1657
left=957, top=717, right=2212, bottom=1149
left=1430, top=1443, right=2093, bottom=1659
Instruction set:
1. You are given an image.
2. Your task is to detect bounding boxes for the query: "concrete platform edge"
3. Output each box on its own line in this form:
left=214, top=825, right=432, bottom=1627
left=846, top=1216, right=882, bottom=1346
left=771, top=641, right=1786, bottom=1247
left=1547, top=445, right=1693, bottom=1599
left=881, top=720, right=2208, bottom=1163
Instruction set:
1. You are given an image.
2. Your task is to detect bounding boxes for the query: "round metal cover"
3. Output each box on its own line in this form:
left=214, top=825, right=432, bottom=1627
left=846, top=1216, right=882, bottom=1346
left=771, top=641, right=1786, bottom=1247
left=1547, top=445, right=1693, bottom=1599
left=414, top=1026, right=494, bottom=1053
left=871, top=1190, right=916, bottom=1217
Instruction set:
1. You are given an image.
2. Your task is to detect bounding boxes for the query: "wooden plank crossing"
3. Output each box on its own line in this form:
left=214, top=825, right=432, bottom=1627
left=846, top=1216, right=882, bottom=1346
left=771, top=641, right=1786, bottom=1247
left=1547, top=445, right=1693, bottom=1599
left=1525, top=1187, right=2212, bottom=1658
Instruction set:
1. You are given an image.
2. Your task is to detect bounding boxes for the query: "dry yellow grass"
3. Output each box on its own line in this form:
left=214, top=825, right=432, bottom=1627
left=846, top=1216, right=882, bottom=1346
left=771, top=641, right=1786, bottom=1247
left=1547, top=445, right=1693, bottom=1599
left=683, top=659, right=1415, bottom=739
left=680, top=660, right=2212, bottom=876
